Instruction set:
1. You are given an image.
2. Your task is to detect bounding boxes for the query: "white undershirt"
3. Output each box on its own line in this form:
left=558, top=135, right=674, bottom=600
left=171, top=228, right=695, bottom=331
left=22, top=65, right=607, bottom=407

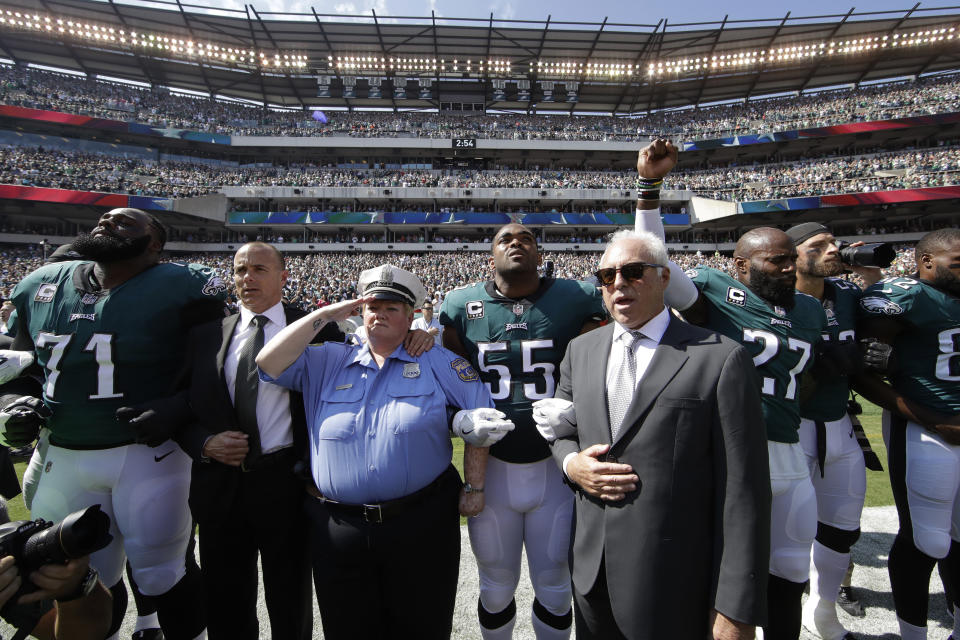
left=225, top=301, right=293, bottom=453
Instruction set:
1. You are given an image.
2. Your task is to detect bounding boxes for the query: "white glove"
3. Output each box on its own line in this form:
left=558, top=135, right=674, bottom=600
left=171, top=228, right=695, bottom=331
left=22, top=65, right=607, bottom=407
left=0, top=350, right=34, bottom=385
left=452, top=408, right=515, bottom=447
left=531, top=398, right=577, bottom=443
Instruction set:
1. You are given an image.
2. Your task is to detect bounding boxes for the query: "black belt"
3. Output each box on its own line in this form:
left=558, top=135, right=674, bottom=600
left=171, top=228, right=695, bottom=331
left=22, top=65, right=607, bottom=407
left=241, top=446, right=296, bottom=472
left=306, top=466, right=458, bottom=524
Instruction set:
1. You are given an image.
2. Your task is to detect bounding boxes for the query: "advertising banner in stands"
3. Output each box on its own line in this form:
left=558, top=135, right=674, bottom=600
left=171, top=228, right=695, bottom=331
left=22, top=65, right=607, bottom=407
left=0, top=106, right=231, bottom=145
left=737, top=185, right=960, bottom=214
left=682, top=111, right=960, bottom=151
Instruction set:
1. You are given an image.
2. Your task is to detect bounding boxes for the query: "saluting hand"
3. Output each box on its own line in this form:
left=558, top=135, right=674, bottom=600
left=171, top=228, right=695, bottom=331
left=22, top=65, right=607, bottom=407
left=567, top=444, right=638, bottom=502
left=636, top=138, right=679, bottom=180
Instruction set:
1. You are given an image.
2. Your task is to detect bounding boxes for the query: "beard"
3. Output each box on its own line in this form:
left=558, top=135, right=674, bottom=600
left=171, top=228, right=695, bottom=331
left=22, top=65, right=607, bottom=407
left=748, top=265, right=796, bottom=310
left=71, top=233, right=151, bottom=263
left=800, top=255, right=843, bottom=278
left=932, top=265, right=960, bottom=298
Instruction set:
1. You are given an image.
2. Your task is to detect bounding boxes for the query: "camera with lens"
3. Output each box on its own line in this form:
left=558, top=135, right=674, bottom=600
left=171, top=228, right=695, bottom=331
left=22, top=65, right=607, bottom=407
left=0, top=505, right=112, bottom=600
left=837, top=241, right=896, bottom=269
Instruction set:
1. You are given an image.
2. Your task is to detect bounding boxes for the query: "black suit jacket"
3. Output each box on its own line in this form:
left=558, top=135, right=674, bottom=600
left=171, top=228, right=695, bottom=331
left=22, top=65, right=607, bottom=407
left=550, top=316, right=770, bottom=638
left=175, top=305, right=344, bottom=521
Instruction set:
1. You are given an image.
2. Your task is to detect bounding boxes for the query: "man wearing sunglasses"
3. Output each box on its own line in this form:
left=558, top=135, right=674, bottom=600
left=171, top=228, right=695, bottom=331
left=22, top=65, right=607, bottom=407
left=540, top=228, right=769, bottom=640
left=633, top=140, right=830, bottom=640
left=440, top=223, right=606, bottom=640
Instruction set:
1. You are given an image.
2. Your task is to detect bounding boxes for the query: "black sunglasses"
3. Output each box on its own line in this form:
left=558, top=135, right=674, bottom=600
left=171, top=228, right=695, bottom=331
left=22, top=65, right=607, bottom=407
left=594, top=262, right=664, bottom=286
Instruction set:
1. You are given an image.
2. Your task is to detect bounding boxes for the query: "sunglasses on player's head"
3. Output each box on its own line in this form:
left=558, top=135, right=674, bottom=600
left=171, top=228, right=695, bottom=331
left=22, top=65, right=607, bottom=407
left=594, top=262, right=665, bottom=286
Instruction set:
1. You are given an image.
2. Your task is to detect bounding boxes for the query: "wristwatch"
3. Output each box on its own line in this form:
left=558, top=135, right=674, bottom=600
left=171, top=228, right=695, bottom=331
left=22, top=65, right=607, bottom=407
left=55, top=566, right=99, bottom=603
left=463, top=483, right=485, bottom=494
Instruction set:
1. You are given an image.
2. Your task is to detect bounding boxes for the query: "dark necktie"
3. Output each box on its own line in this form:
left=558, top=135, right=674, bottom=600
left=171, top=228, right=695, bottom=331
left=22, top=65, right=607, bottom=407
left=608, top=330, right=643, bottom=441
left=235, top=314, right=267, bottom=464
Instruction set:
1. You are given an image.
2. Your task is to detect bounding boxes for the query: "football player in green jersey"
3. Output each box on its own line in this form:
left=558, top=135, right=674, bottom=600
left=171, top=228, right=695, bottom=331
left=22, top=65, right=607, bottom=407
left=633, top=140, right=827, bottom=640
left=788, top=222, right=883, bottom=640
left=440, top=223, right=605, bottom=640
left=9, top=208, right=227, bottom=640
left=856, top=228, right=960, bottom=640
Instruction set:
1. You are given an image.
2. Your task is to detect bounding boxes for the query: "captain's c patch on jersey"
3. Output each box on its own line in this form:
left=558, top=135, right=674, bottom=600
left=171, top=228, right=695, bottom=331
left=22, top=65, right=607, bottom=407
left=34, top=283, right=58, bottom=303
left=451, top=357, right=479, bottom=382
left=466, top=301, right=484, bottom=319
left=726, top=286, right=746, bottom=306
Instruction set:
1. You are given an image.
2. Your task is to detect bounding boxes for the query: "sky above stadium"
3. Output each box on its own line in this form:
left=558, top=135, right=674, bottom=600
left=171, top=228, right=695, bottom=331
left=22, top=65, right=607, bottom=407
left=163, top=0, right=939, bottom=24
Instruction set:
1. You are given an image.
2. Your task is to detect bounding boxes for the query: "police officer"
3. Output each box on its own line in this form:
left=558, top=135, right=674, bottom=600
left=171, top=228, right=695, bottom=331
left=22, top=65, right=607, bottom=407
left=256, top=263, right=514, bottom=640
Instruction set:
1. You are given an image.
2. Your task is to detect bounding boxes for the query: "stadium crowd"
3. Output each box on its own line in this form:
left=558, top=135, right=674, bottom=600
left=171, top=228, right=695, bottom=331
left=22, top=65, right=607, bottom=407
left=0, top=242, right=918, bottom=311
left=1, top=142, right=959, bottom=203
left=1, top=66, right=959, bottom=141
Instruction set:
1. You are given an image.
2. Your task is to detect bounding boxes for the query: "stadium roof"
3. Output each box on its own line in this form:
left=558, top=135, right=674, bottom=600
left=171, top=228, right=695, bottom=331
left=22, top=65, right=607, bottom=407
left=0, top=0, right=959, bottom=113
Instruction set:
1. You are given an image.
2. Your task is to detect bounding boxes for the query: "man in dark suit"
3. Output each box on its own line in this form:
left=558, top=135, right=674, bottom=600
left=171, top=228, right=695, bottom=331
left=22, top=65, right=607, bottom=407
left=536, top=230, right=770, bottom=640
left=174, top=241, right=341, bottom=640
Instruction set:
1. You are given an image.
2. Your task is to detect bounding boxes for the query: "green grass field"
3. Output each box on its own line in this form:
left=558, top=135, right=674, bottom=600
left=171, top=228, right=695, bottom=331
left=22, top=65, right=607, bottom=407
left=3, top=400, right=892, bottom=528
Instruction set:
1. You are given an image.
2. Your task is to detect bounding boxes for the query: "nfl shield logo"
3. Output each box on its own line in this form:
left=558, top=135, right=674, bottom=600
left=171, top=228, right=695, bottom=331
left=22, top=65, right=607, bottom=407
left=774, top=306, right=786, bottom=317
left=512, top=303, right=524, bottom=315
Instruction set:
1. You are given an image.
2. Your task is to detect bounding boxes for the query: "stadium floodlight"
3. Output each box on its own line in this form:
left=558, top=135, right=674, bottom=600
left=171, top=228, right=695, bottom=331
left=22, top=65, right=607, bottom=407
left=0, top=7, right=307, bottom=71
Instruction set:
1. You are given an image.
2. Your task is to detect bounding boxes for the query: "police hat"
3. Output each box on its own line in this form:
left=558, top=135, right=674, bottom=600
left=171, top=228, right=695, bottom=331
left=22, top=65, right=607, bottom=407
left=357, top=264, right=427, bottom=308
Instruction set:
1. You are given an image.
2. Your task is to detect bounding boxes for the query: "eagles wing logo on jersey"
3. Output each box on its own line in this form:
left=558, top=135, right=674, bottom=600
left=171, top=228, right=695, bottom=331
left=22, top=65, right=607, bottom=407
left=202, top=274, right=228, bottom=297
left=685, top=269, right=699, bottom=279
left=860, top=296, right=904, bottom=315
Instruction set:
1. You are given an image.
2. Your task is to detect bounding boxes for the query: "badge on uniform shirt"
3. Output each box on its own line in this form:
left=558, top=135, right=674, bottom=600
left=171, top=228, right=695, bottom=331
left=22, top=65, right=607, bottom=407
left=512, top=302, right=524, bottom=316
left=34, top=283, right=58, bottom=303
left=466, top=301, right=484, bottom=319
left=402, top=363, right=421, bottom=378
left=451, top=358, right=479, bottom=382
left=81, top=293, right=100, bottom=305
left=335, top=383, right=353, bottom=390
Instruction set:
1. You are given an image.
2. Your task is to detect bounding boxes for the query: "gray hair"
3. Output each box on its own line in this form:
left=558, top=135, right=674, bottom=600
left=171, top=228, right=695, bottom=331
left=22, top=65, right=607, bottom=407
left=602, top=229, right=669, bottom=274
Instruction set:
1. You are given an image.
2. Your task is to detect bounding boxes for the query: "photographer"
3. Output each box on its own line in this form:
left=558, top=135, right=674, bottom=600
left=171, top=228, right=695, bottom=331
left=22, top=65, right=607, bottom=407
left=0, top=548, right=111, bottom=640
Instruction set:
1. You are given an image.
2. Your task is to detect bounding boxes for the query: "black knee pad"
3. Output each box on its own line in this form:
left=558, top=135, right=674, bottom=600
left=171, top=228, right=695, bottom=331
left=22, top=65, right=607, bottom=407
left=816, top=522, right=861, bottom=554
left=764, top=574, right=806, bottom=640
left=155, top=569, right=206, bottom=640
left=889, top=532, right=938, bottom=627
left=478, top=597, right=516, bottom=630
left=107, top=579, right=129, bottom=638
left=533, top=597, right=572, bottom=630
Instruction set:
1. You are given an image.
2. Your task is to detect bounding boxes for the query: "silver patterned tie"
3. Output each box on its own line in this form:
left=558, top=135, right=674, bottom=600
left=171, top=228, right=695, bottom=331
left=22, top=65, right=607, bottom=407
left=608, top=330, right=643, bottom=441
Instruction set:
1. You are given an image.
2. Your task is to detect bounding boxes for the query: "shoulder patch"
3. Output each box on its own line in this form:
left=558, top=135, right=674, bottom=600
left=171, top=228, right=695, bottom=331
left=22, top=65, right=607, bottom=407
left=34, top=282, right=58, bottom=303
left=450, top=357, right=479, bottom=382
left=860, top=296, right=903, bottom=315
left=466, top=300, right=484, bottom=319
left=202, top=274, right=228, bottom=297
left=725, top=286, right=746, bottom=306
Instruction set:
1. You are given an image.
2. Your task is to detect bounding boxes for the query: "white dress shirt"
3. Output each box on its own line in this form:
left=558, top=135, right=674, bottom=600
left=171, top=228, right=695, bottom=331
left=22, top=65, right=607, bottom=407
left=563, top=306, right=671, bottom=476
left=224, top=301, right=293, bottom=453
left=411, top=315, right=443, bottom=346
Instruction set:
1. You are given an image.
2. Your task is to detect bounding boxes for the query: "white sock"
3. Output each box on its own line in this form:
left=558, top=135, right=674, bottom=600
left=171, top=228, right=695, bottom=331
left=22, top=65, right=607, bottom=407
left=134, top=613, right=160, bottom=632
left=898, top=617, right=927, bottom=640
left=531, top=606, right=571, bottom=640
left=812, top=541, right=850, bottom=602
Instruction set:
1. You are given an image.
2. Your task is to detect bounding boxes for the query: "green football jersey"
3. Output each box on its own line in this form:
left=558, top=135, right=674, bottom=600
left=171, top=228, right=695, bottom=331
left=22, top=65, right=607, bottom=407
left=858, top=276, right=960, bottom=414
left=688, top=267, right=827, bottom=443
left=12, top=261, right=228, bottom=447
left=800, top=277, right=862, bottom=422
left=440, top=278, right=606, bottom=463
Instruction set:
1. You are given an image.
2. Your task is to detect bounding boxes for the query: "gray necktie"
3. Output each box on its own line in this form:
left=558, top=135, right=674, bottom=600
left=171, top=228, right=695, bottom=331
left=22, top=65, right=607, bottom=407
left=235, top=314, right=267, bottom=463
left=608, top=330, right=643, bottom=441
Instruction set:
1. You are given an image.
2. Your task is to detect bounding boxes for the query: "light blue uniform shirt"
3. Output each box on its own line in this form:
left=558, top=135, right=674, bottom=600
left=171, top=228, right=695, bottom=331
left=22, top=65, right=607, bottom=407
left=261, top=341, right=494, bottom=504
